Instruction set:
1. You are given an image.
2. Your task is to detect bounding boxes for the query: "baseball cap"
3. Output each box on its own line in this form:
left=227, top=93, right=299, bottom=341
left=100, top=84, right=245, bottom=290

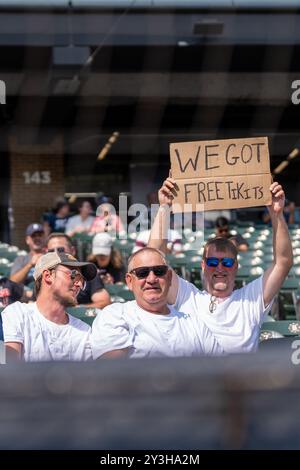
left=92, top=233, right=113, bottom=256
left=26, top=223, right=44, bottom=236
left=33, top=251, right=97, bottom=281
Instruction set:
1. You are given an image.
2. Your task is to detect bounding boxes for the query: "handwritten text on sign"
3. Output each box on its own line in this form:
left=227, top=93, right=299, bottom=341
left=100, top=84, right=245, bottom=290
left=170, top=137, right=272, bottom=211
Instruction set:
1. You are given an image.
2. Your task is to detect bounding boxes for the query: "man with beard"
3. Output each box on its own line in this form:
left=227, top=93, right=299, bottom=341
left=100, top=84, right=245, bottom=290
left=2, top=251, right=97, bottom=362
left=147, top=177, right=293, bottom=354
left=47, top=232, right=111, bottom=309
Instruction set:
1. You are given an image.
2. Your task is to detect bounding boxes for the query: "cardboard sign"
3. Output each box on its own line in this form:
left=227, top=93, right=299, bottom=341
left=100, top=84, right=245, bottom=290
left=170, top=137, right=272, bottom=212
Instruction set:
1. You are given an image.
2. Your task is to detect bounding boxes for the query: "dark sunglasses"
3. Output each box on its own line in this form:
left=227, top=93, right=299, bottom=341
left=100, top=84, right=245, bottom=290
left=205, top=257, right=235, bottom=268
left=48, top=247, right=65, bottom=253
left=130, top=265, right=169, bottom=279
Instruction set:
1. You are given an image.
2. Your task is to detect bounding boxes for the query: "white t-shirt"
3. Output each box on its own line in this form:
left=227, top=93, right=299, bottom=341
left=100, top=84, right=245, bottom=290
left=1, top=302, right=92, bottom=362
left=91, top=300, right=223, bottom=359
left=65, top=214, right=95, bottom=234
left=174, top=275, right=271, bottom=354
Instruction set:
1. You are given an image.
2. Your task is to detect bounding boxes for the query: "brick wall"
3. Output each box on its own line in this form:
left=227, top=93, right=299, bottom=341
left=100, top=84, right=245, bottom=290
left=10, top=138, right=64, bottom=249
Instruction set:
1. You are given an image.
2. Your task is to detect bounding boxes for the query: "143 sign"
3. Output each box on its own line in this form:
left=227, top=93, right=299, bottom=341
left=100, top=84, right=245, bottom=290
left=23, top=171, right=52, bottom=184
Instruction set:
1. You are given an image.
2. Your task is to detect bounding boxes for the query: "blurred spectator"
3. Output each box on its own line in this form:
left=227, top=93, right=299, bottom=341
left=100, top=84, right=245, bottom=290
left=10, top=223, right=46, bottom=286
left=43, top=199, right=70, bottom=235
left=89, top=233, right=126, bottom=284
left=204, top=209, right=234, bottom=228
left=89, top=203, right=124, bottom=235
left=47, top=233, right=110, bottom=309
left=65, top=200, right=95, bottom=237
left=0, top=276, right=24, bottom=307
left=95, top=194, right=113, bottom=206
left=214, top=216, right=249, bottom=252
left=262, top=199, right=297, bottom=225
left=132, top=229, right=182, bottom=254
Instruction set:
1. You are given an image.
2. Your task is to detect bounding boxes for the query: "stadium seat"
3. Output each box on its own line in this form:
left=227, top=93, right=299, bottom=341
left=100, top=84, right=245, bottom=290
left=0, top=265, right=11, bottom=277
left=103, top=284, right=135, bottom=302
left=261, top=320, right=300, bottom=337
left=66, top=306, right=99, bottom=326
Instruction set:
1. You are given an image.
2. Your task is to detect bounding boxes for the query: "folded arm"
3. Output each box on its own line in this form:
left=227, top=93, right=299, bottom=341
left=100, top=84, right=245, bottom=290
left=100, top=348, right=130, bottom=359
left=5, top=342, right=23, bottom=362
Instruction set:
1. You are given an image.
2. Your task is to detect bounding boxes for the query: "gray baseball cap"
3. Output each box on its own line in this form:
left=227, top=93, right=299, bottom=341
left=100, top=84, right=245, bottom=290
left=26, top=223, right=44, bottom=236
left=33, top=251, right=97, bottom=281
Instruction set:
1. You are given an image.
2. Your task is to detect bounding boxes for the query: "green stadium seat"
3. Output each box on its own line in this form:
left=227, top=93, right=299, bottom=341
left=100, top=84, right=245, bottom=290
left=71, top=233, right=93, bottom=261
left=66, top=306, right=98, bottom=326
left=0, top=265, right=11, bottom=277
left=281, top=278, right=300, bottom=291
left=105, top=284, right=135, bottom=301
left=261, top=320, right=300, bottom=337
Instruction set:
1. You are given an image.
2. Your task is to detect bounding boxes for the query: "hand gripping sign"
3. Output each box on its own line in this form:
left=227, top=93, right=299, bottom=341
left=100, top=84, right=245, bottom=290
left=170, top=136, right=272, bottom=212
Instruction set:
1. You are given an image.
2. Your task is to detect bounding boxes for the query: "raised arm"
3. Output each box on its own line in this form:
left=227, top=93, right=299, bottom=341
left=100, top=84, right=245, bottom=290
left=148, top=175, right=177, bottom=253
left=148, top=175, right=179, bottom=304
left=263, top=182, right=293, bottom=306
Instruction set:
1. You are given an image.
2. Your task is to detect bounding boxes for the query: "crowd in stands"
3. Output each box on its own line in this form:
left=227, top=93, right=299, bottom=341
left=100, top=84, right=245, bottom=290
left=0, top=181, right=299, bottom=362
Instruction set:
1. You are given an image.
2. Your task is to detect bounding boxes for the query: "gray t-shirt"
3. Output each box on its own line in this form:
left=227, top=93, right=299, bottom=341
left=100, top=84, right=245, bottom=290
left=10, top=253, right=34, bottom=286
left=65, top=215, right=95, bottom=234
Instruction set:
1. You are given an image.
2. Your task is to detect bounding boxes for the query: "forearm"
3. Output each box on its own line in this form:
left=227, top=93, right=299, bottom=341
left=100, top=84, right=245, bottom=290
left=10, top=262, right=32, bottom=284
left=87, top=291, right=111, bottom=309
left=100, top=348, right=129, bottom=359
left=82, top=299, right=111, bottom=309
left=271, top=211, right=293, bottom=270
left=5, top=343, right=23, bottom=362
left=148, top=205, right=170, bottom=253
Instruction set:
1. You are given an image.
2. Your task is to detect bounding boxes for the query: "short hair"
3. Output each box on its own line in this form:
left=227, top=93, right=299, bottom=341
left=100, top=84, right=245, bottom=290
left=34, top=276, right=43, bottom=298
left=127, top=247, right=167, bottom=272
left=202, top=237, right=238, bottom=259
left=215, top=216, right=229, bottom=228
left=47, top=232, right=74, bottom=250
left=78, top=200, right=92, bottom=210
left=53, top=199, right=69, bottom=214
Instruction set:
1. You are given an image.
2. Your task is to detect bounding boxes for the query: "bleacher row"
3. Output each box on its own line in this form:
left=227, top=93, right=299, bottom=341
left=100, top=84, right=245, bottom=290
left=1, top=222, right=300, bottom=344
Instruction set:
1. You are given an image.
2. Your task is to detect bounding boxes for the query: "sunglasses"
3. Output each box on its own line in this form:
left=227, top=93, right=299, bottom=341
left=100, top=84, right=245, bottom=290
left=54, top=267, right=86, bottom=289
left=205, top=257, right=235, bottom=268
left=129, top=265, right=169, bottom=279
left=48, top=247, right=65, bottom=253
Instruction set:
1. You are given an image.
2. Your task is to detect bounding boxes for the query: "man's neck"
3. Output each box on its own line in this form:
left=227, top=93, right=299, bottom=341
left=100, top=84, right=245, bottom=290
left=36, top=296, right=69, bottom=325
left=137, top=300, right=170, bottom=315
left=206, top=289, right=232, bottom=300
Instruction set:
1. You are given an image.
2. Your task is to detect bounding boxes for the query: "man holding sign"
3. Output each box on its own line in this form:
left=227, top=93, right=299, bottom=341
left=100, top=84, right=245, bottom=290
left=148, top=173, right=293, bottom=354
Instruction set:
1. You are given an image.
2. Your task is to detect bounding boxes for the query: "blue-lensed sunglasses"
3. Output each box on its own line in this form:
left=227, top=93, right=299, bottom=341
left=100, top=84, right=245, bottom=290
left=205, top=257, right=235, bottom=268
